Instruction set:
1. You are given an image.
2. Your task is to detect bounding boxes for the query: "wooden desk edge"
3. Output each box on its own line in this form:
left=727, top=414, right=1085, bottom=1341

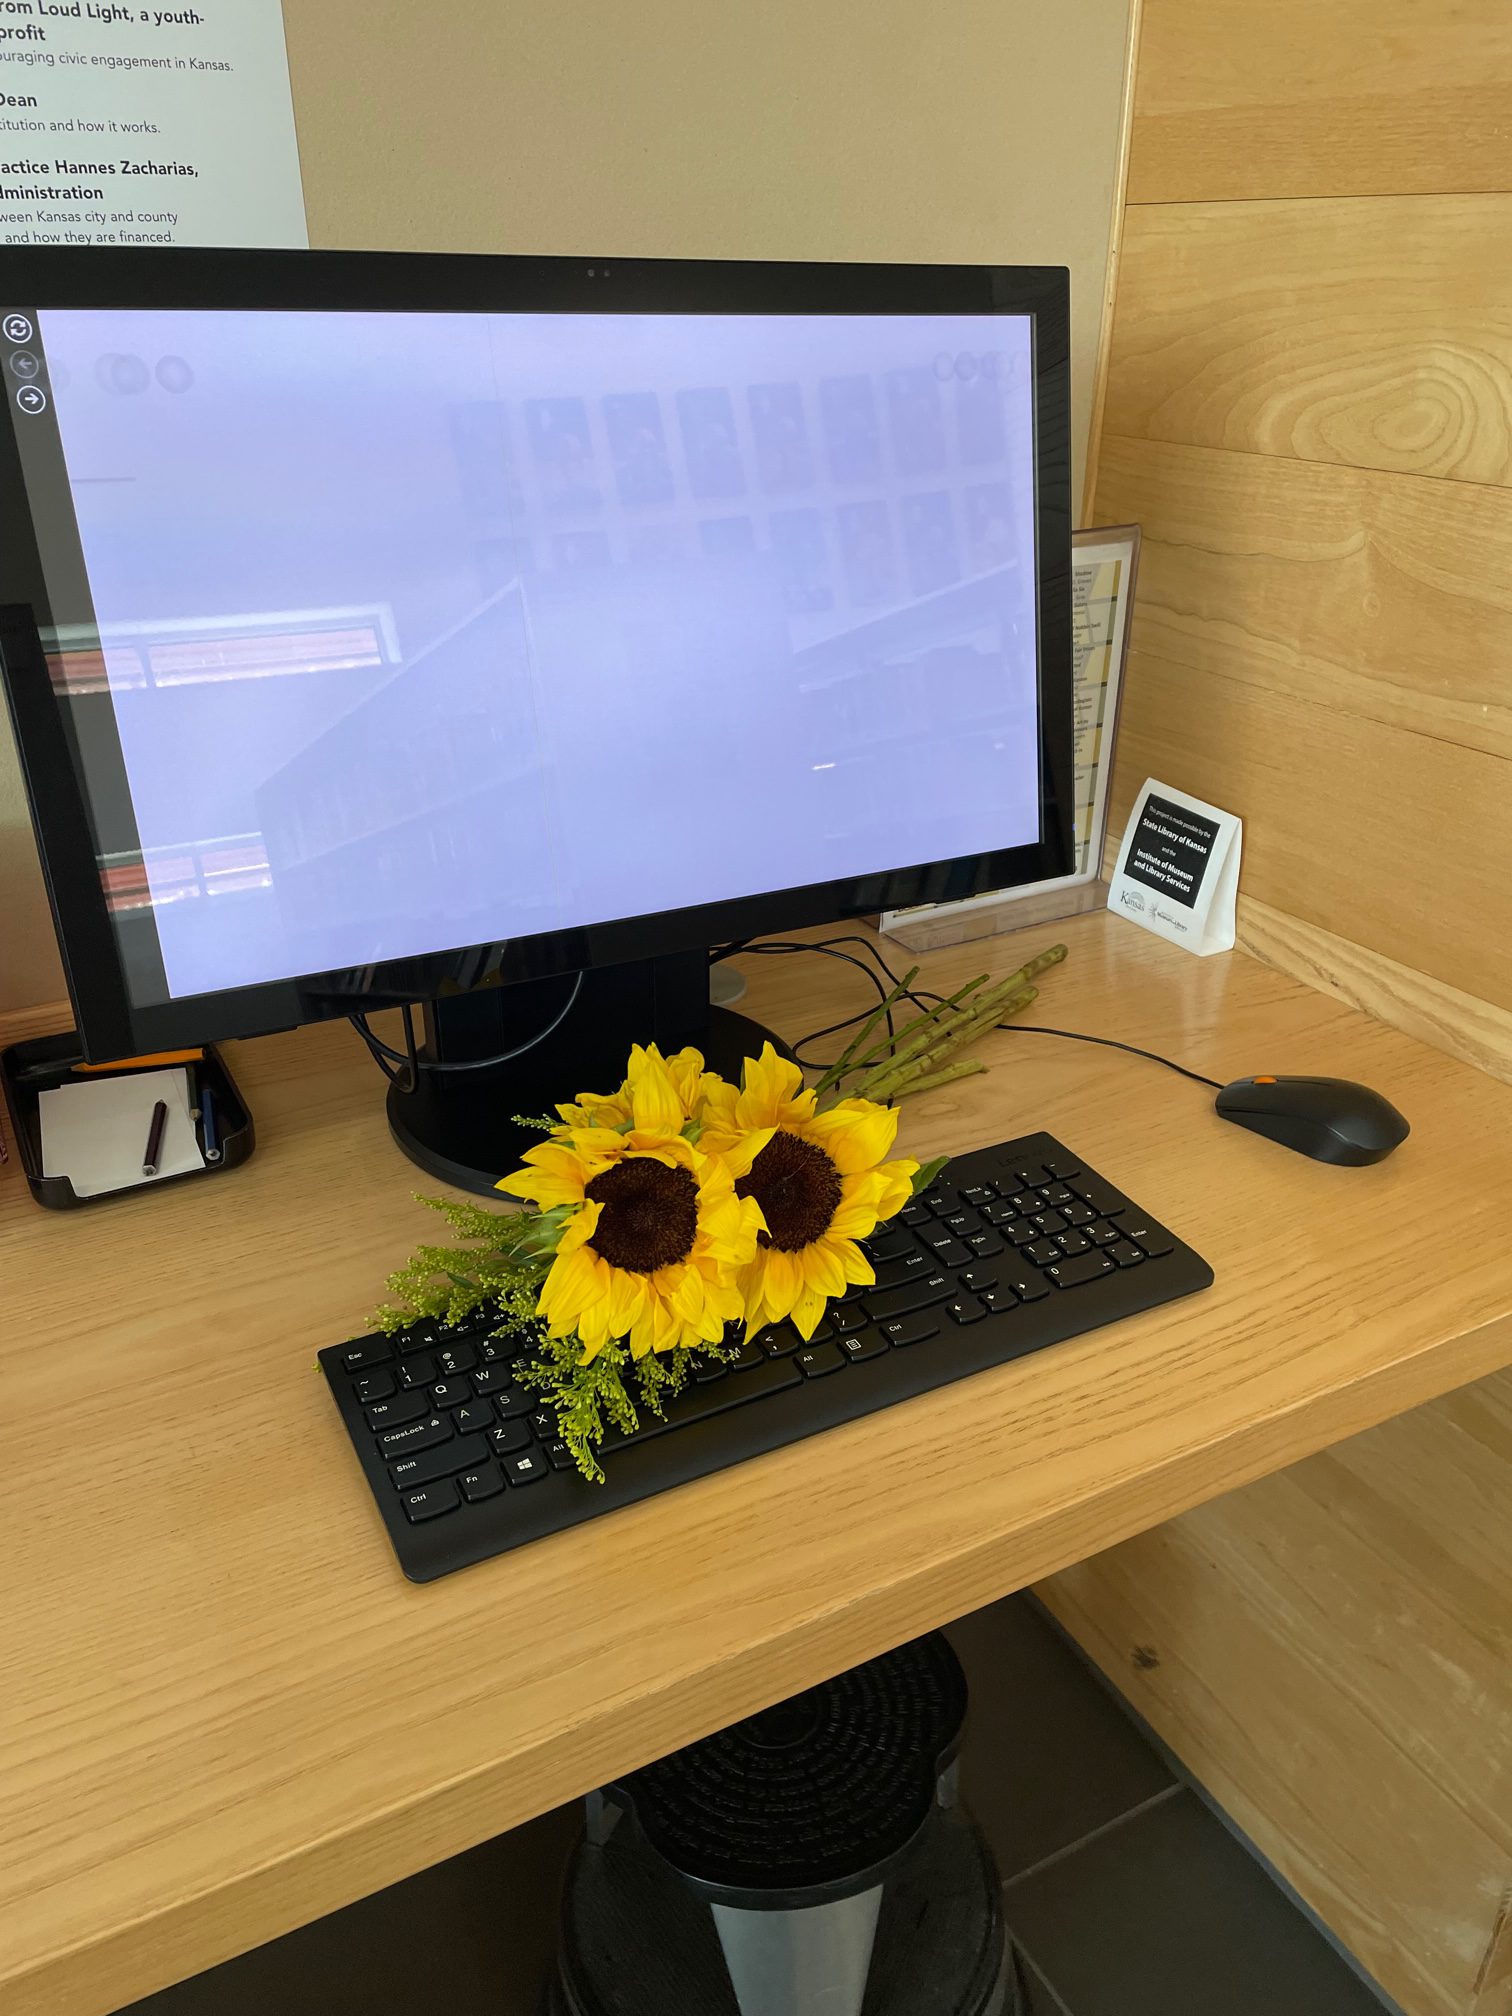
left=18, top=1298, right=1512, bottom=2016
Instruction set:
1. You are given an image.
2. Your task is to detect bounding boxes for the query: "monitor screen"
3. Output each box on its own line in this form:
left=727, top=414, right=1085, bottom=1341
left=0, top=253, right=1072, bottom=1056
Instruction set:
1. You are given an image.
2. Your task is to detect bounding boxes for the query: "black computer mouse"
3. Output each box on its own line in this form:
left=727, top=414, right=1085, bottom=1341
left=1215, top=1075, right=1410, bottom=1165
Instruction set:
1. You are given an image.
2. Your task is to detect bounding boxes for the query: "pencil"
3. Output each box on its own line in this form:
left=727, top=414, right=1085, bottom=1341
left=142, top=1099, right=168, bottom=1177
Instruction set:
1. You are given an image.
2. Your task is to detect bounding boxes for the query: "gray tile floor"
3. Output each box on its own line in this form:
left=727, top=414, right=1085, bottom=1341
left=116, top=1595, right=1393, bottom=2016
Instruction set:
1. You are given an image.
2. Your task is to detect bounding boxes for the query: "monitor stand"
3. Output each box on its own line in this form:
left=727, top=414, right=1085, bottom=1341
left=385, top=948, right=787, bottom=1195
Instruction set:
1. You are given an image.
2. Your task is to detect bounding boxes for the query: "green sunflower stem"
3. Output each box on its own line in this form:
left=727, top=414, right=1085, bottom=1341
left=813, top=966, right=920, bottom=1096
left=838, top=970, right=990, bottom=1082
left=861, top=985, right=1038, bottom=1101
left=887, top=1057, right=988, bottom=1098
left=852, top=977, right=1034, bottom=1100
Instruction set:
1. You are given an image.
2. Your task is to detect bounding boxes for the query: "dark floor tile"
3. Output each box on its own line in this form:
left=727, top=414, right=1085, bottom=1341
left=1005, top=1791, right=1390, bottom=2016
left=114, top=1804, right=581, bottom=2016
left=1015, top=1947, right=1071, bottom=2014
left=946, top=1594, right=1172, bottom=1880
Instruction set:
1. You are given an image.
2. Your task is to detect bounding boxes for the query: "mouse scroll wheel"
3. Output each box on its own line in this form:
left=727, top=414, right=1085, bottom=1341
left=1252, top=1075, right=1278, bottom=1085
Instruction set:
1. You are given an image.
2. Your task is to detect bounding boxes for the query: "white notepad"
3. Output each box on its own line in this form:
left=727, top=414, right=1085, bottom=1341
left=39, top=1067, right=205, bottom=1200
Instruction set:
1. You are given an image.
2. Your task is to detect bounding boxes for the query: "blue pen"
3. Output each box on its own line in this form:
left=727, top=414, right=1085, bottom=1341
left=201, top=1083, right=222, bottom=1164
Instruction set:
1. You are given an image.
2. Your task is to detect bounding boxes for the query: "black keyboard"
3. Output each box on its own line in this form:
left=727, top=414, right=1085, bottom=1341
left=320, top=1132, right=1213, bottom=1581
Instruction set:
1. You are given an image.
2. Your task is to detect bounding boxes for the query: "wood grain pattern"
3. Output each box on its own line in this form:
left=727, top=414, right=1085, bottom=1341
left=1109, top=647, right=1512, bottom=1014
left=1040, top=1368, right=1512, bottom=2016
left=1096, top=432, right=1512, bottom=764
left=1126, top=0, right=1512, bottom=204
left=6, top=914, right=1512, bottom=2016
left=1080, top=0, right=1144, bottom=527
left=1105, top=196, right=1512, bottom=487
left=1236, top=897, right=1512, bottom=1090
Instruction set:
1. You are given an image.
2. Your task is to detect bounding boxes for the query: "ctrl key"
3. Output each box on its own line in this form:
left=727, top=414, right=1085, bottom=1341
left=402, top=1480, right=458, bottom=1522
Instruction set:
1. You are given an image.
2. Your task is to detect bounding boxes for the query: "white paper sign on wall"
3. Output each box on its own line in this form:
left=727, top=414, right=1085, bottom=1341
left=0, top=0, right=306, bottom=250
left=1107, top=777, right=1241, bottom=957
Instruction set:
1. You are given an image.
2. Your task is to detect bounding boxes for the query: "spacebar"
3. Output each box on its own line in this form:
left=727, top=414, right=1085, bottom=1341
left=602, top=1356, right=803, bottom=1451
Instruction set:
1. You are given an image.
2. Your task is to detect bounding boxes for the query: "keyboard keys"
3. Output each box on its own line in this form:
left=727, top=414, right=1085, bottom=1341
left=831, top=1302, right=870, bottom=1333
left=756, top=1323, right=802, bottom=1357
left=942, top=1209, right=983, bottom=1238
left=980, top=1286, right=1019, bottom=1314
left=979, top=1200, right=1017, bottom=1228
left=377, top=1413, right=453, bottom=1460
left=865, top=1228, right=916, bottom=1262
left=692, top=1357, right=729, bottom=1383
left=1002, top=1268, right=1050, bottom=1303
left=920, top=1222, right=963, bottom=1254
left=1055, top=1230, right=1092, bottom=1256
left=451, top=1401, right=496, bottom=1436
left=729, top=1341, right=766, bottom=1372
left=489, top=1419, right=533, bottom=1456
left=1072, top=1178, right=1126, bottom=1218
left=839, top=1330, right=889, bottom=1364
left=865, top=1271, right=953, bottom=1321
left=544, top=1441, right=577, bottom=1471
left=1011, top=1161, right=1052, bottom=1188
left=880, top=1311, right=940, bottom=1348
left=402, top=1482, right=459, bottom=1522
left=1004, top=1219, right=1040, bottom=1247
left=929, top=1237, right=971, bottom=1268
left=1031, top=1209, right=1068, bottom=1236
left=480, top=1337, right=520, bottom=1364
left=947, top=1295, right=987, bottom=1325
left=873, top=1249, right=934, bottom=1289
left=459, top=1464, right=504, bottom=1503
left=1087, top=1220, right=1121, bottom=1246
left=353, top=1371, right=395, bottom=1404
left=504, top=1451, right=548, bottom=1486
left=1039, top=1184, right=1077, bottom=1208
left=341, top=1339, right=392, bottom=1372
left=1040, top=1155, right=1081, bottom=1181
left=397, top=1353, right=436, bottom=1389
left=920, top=1187, right=955, bottom=1215
left=1125, top=1223, right=1175, bottom=1259
left=959, top=1184, right=996, bottom=1206
left=1061, top=1202, right=1096, bottom=1227
left=1046, top=1252, right=1117, bottom=1289
left=796, top=1341, right=845, bottom=1378
left=960, top=1265, right=999, bottom=1294
left=471, top=1364, right=518, bottom=1396
left=389, top=1433, right=489, bottom=1493
left=602, top=1355, right=803, bottom=1450
left=898, top=1203, right=931, bottom=1228
left=365, top=1392, right=427, bottom=1432
left=529, top=1410, right=556, bottom=1439
left=1109, top=1239, right=1144, bottom=1267
left=429, top=1377, right=472, bottom=1410
left=435, top=1342, right=477, bottom=1377
left=1025, top=1239, right=1060, bottom=1268
left=965, top=1230, right=1005, bottom=1261
left=492, top=1382, right=535, bottom=1419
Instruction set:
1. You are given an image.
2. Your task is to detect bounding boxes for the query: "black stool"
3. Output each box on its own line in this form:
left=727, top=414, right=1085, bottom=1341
left=546, top=1634, right=1015, bottom=2016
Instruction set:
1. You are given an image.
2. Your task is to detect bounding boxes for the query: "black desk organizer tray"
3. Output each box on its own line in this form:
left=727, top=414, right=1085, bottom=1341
left=0, top=1033, right=254, bottom=1210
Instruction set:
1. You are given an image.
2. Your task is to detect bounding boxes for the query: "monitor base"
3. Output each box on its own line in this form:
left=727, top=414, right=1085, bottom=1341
left=385, top=951, right=790, bottom=1195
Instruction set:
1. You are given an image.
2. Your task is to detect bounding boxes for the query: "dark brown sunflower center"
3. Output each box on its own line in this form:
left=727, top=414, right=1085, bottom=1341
left=737, top=1131, right=842, bottom=1253
left=584, top=1157, right=699, bottom=1273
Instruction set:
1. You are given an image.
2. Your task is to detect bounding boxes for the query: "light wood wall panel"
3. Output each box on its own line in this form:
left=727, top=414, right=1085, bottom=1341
left=1106, top=196, right=1512, bottom=487
left=1049, top=5, right=1512, bottom=2012
left=1040, top=1370, right=1512, bottom=2016
left=1127, top=0, right=1512, bottom=204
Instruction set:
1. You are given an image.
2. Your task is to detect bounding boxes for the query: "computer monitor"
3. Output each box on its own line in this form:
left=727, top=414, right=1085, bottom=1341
left=0, top=249, right=1073, bottom=1188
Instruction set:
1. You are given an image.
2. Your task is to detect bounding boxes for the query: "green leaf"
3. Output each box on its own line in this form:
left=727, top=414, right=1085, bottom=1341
left=910, top=1153, right=950, bottom=1197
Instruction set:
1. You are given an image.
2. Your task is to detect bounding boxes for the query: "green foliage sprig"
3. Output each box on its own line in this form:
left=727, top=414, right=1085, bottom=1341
left=370, top=1195, right=733, bottom=1481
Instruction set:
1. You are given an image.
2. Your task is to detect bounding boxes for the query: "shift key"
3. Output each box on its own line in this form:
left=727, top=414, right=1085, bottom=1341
left=376, top=1413, right=452, bottom=1460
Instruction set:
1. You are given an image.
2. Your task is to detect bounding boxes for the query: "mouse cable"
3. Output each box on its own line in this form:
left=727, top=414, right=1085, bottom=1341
left=349, top=971, right=586, bottom=1094
left=712, top=935, right=1223, bottom=1092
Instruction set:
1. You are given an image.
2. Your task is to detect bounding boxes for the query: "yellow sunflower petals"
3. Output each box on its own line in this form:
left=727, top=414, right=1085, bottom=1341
left=803, top=1098, right=900, bottom=1174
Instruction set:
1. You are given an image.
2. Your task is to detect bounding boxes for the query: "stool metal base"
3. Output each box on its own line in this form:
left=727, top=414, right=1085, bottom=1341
left=549, top=1800, right=1010, bottom=2016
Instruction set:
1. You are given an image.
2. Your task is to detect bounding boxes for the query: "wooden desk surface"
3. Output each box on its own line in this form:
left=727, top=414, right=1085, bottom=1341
left=5, top=914, right=1512, bottom=2016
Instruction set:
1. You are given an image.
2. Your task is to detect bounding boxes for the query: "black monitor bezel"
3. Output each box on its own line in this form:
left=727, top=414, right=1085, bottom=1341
left=0, top=247, right=1074, bottom=1061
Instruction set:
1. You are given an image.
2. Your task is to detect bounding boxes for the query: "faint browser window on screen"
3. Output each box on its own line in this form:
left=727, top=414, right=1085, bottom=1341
left=36, top=308, right=1041, bottom=998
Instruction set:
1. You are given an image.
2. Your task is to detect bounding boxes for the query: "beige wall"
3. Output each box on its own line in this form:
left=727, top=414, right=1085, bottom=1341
left=0, top=0, right=1133, bottom=1014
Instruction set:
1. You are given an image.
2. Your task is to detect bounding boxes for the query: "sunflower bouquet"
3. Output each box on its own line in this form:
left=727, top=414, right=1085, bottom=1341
left=370, top=942, right=1067, bottom=1479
